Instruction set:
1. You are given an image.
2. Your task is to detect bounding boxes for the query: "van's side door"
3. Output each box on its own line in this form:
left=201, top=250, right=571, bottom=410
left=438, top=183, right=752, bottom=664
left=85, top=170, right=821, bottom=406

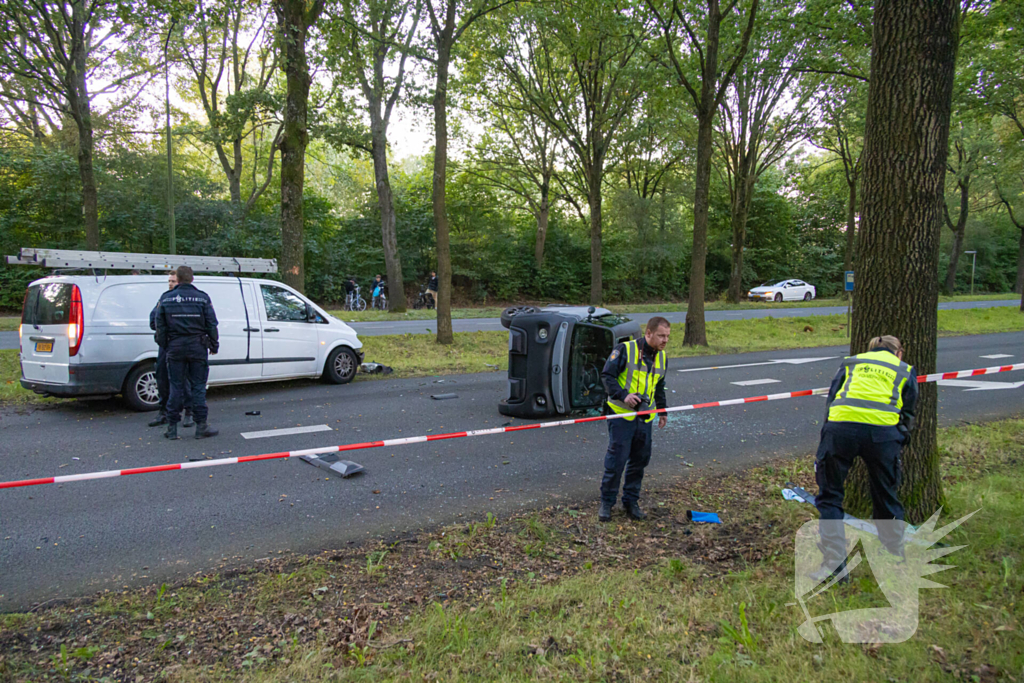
left=256, top=283, right=320, bottom=378
left=201, top=280, right=264, bottom=383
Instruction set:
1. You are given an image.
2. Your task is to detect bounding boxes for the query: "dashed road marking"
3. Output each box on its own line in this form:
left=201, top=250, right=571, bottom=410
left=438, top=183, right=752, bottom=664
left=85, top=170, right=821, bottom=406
left=241, top=424, right=334, bottom=440
left=730, top=378, right=782, bottom=387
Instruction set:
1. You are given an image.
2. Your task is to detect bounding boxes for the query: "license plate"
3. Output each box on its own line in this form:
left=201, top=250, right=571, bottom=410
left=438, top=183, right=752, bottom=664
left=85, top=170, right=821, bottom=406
left=35, top=341, right=53, bottom=353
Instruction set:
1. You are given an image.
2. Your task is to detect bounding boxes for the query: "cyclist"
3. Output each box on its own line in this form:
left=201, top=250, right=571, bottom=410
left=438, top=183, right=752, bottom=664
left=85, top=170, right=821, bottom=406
left=371, top=275, right=387, bottom=309
left=426, top=271, right=438, bottom=308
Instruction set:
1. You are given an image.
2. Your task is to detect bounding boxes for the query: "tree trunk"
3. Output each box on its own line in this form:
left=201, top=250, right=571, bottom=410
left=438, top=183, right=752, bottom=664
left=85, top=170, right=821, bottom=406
left=843, top=177, right=857, bottom=273
left=535, top=180, right=549, bottom=267
left=684, top=110, right=715, bottom=346
left=229, top=139, right=243, bottom=205
left=1015, top=227, right=1024, bottom=297
left=70, top=3, right=98, bottom=250
left=433, top=42, right=454, bottom=344
left=588, top=161, right=603, bottom=306
left=845, top=0, right=959, bottom=524
left=371, top=113, right=407, bottom=312
left=943, top=178, right=969, bottom=293
left=726, top=173, right=752, bottom=304
left=276, top=0, right=316, bottom=293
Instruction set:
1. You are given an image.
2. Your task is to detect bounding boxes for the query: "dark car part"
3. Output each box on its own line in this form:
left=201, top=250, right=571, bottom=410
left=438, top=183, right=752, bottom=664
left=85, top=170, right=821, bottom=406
left=500, top=305, right=540, bottom=329
left=499, top=306, right=641, bottom=419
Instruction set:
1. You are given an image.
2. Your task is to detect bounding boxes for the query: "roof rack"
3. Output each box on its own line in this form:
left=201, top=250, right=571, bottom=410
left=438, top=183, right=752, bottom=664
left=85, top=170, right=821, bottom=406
left=6, top=248, right=277, bottom=274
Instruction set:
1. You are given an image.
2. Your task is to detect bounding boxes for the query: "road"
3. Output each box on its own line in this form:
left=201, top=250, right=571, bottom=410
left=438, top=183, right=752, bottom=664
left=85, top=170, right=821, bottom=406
left=0, top=332, right=1021, bottom=610
left=0, top=299, right=1018, bottom=348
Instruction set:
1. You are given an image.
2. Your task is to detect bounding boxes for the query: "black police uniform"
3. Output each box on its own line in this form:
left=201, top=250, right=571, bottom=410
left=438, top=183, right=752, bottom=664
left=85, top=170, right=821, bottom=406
left=599, top=337, right=667, bottom=508
left=815, top=347, right=919, bottom=563
left=155, top=283, right=219, bottom=429
left=149, top=302, right=192, bottom=419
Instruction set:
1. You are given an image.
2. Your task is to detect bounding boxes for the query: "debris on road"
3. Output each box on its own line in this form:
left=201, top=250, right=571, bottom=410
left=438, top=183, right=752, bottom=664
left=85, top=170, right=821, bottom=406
left=246, top=411, right=261, bottom=416
left=360, top=362, right=393, bottom=375
left=299, top=454, right=365, bottom=478
left=431, top=393, right=458, bottom=400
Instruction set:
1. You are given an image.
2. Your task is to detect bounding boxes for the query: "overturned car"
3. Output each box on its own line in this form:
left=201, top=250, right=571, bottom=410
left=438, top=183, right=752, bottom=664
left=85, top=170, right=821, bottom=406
left=498, top=305, right=642, bottom=419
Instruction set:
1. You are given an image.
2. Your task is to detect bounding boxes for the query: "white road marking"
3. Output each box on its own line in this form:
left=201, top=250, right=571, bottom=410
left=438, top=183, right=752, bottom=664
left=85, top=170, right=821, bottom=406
left=937, top=379, right=1024, bottom=392
left=980, top=354, right=1014, bottom=359
left=731, top=378, right=781, bottom=387
left=678, top=356, right=838, bottom=373
left=241, top=424, right=334, bottom=440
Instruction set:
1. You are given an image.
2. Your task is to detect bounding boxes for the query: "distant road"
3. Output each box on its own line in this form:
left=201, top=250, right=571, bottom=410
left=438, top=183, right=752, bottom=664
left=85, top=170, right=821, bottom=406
left=0, top=299, right=1018, bottom=348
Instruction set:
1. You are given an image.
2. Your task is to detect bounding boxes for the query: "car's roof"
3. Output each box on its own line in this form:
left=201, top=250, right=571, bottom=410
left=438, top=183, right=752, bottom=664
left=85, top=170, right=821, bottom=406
left=28, top=274, right=283, bottom=287
left=540, top=305, right=613, bottom=319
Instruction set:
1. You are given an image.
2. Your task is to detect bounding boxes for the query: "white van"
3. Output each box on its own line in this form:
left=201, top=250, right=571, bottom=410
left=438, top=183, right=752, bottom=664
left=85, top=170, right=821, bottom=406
left=18, top=275, right=364, bottom=410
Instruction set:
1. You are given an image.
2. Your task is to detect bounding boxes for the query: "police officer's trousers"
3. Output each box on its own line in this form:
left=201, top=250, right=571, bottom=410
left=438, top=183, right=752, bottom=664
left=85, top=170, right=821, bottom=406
left=166, top=339, right=210, bottom=424
left=156, top=346, right=192, bottom=415
left=601, top=417, right=653, bottom=505
left=815, top=424, right=905, bottom=562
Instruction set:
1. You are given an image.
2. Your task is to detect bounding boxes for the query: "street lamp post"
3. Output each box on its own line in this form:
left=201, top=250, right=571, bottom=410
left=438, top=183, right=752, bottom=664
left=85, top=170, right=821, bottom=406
left=964, top=250, right=977, bottom=296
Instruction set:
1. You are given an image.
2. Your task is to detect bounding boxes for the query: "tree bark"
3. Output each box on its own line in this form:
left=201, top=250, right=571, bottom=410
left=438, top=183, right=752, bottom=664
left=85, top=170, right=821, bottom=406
left=1015, top=227, right=1024, bottom=298
left=433, top=38, right=454, bottom=344
left=371, top=111, right=407, bottom=311
left=942, top=176, right=969, bottom=294
left=275, top=0, right=322, bottom=293
left=588, top=158, right=604, bottom=305
left=726, top=173, right=754, bottom=303
left=69, top=1, right=98, bottom=250
left=684, top=107, right=715, bottom=346
left=843, top=178, right=857, bottom=273
left=846, top=0, right=959, bottom=524
left=535, top=177, right=550, bottom=267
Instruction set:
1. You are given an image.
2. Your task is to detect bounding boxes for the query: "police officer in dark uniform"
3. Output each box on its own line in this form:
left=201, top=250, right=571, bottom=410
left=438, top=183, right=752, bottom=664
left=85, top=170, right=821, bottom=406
left=148, top=270, right=193, bottom=428
left=812, top=335, right=918, bottom=581
left=598, top=316, right=671, bottom=522
left=155, top=265, right=220, bottom=440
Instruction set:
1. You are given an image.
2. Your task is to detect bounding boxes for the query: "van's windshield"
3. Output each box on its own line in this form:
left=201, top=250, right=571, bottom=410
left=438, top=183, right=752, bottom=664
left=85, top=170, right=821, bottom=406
left=21, top=283, right=72, bottom=326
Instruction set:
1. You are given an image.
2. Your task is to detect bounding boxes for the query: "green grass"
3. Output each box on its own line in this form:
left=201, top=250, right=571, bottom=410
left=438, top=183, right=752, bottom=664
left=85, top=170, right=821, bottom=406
left=180, top=420, right=1024, bottom=682
left=2, top=308, right=1020, bottom=404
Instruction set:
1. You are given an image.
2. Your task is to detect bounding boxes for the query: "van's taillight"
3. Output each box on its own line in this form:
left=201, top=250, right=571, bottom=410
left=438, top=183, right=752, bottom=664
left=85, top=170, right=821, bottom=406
left=68, top=285, right=83, bottom=356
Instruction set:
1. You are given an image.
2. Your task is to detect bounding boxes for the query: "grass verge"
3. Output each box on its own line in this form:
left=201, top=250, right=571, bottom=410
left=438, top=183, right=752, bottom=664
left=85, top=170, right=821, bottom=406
left=1, top=418, right=1021, bottom=681
left=1, top=308, right=1021, bottom=405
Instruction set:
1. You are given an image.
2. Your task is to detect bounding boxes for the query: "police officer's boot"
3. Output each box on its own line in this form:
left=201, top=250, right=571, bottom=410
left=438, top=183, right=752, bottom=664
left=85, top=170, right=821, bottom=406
left=163, top=423, right=179, bottom=440
left=195, top=422, right=219, bottom=439
left=182, top=409, right=195, bottom=429
left=598, top=502, right=612, bottom=522
left=624, top=501, right=647, bottom=521
left=148, top=412, right=168, bottom=427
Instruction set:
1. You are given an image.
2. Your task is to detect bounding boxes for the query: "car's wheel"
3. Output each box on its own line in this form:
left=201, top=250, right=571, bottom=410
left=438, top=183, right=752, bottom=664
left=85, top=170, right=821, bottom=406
left=324, top=346, right=358, bottom=384
left=774, top=293, right=783, bottom=302
left=803, top=292, right=812, bottom=301
left=500, top=305, right=539, bottom=329
left=123, top=362, right=160, bottom=412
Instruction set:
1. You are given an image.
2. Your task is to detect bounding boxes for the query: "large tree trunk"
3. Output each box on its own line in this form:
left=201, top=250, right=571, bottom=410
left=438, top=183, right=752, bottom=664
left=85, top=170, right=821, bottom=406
left=70, top=3, right=99, bottom=250
left=276, top=0, right=317, bottom=293
left=433, top=42, right=454, bottom=344
left=684, top=111, right=715, bottom=346
left=846, top=0, right=959, bottom=524
left=588, top=161, right=603, bottom=306
left=371, top=113, right=407, bottom=312
left=943, top=178, right=969, bottom=293
left=726, top=174, right=753, bottom=304
left=229, top=139, right=243, bottom=205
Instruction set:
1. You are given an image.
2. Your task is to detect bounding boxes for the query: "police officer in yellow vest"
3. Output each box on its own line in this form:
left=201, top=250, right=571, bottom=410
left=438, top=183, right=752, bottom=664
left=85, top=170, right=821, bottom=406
left=813, top=335, right=919, bottom=580
left=598, top=317, right=671, bottom=522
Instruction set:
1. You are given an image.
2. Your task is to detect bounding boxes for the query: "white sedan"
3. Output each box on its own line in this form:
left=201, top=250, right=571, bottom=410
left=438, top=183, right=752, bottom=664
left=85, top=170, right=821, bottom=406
left=747, top=279, right=817, bottom=302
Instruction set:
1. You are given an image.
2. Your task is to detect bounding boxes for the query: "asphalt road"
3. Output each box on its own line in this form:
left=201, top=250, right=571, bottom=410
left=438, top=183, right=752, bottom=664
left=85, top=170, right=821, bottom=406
left=1, top=332, right=1021, bottom=610
left=0, top=299, right=1018, bottom=348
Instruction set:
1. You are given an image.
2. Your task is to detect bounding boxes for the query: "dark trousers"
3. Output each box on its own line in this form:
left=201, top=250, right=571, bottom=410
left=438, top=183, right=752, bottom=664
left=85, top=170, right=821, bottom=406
left=166, top=339, right=209, bottom=424
left=156, top=346, right=191, bottom=414
left=601, top=417, right=653, bottom=505
left=815, top=425, right=905, bottom=561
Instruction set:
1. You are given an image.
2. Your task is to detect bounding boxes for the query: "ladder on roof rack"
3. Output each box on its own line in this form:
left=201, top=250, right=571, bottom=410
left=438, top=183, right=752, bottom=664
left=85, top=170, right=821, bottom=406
left=6, top=248, right=277, bottom=274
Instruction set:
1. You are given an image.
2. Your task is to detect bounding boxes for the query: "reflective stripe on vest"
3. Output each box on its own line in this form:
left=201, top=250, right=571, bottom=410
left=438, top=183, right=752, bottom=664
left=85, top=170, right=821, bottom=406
left=828, top=350, right=913, bottom=427
left=607, top=339, right=666, bottom=422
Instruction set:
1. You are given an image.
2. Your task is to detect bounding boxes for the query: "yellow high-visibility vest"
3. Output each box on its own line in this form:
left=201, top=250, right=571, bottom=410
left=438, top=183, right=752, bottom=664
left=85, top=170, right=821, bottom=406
left=607, top=339, right=666, bottom=423
left=828, top=350, right=914, bottom=427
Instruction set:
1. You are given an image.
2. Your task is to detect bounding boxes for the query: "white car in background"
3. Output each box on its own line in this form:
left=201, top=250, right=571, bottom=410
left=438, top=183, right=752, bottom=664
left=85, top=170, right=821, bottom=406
left=747, top=279, right=817, bottom=302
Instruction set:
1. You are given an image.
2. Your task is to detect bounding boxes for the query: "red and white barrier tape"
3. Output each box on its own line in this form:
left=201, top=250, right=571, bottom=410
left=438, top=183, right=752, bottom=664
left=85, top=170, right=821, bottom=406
left=2, top=363, right=1021, bottom=491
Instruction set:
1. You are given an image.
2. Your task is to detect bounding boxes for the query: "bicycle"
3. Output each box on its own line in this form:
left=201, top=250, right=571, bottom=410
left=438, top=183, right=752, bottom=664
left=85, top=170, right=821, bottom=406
left=413, top=285, right=435, bottom=310
left=372, top=281, right=389, bottom=311
left=344, top=285, right=367, bottom=312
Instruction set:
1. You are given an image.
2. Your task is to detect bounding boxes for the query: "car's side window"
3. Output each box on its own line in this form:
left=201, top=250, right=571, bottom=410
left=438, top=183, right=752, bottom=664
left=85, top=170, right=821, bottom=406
left=261, top=285, right=308, bottom=322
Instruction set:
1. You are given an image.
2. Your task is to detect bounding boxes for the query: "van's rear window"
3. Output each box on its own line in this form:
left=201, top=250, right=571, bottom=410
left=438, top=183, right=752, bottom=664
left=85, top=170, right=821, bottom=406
left=22, top=283, right=72, bottom=325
